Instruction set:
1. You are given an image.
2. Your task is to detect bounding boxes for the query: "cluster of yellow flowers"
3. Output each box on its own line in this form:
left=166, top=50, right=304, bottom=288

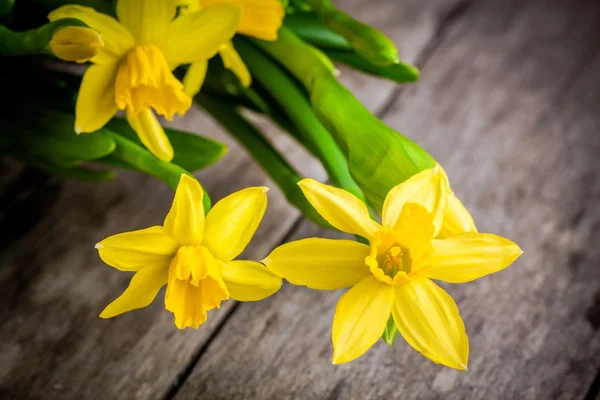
left=49, top=0, right=283, bottom=162
left=51, top=0, right=522, bottom=370
left=97, top=168, right=521, bottom=370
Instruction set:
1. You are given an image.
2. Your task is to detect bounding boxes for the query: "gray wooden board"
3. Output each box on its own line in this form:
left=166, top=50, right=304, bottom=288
left=0, top=0, right=466, bottom=398
left=172, top=0, right=600, bottom=399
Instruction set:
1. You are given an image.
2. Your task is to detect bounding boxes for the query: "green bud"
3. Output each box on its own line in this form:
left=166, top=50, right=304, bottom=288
left=301, top=0, right=399, bottom=66
left=0, top=18, right=89, bottom=57
left=327, top=51, right=420, bottom=84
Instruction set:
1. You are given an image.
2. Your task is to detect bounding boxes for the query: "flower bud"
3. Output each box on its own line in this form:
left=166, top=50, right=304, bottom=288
left=49, top=26, right=103, bottom=63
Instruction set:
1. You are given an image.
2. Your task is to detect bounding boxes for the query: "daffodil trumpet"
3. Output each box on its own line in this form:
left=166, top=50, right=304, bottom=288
left=48, top=0, right=242, bottom=162
left=264, top=167, right=522, bottom=369
left=96, top=174, right=282, bottom=329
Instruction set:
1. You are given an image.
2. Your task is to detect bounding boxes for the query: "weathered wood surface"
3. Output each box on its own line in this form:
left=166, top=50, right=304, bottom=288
left=172, top=0, right=600, bottom=399
left=1, top=0, right=599, bottom=399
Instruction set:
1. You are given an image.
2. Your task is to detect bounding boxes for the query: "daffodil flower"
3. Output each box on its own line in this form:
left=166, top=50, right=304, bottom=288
left=48, top=0, right=242, bottom=161
left=180, top=0, right=285, bottom=97
left=263, top=167, right=522, bottom=369
left=96, top=174, right=281, bottom=329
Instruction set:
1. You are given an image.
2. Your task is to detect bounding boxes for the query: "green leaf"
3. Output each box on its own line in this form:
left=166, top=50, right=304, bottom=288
left=197, top=93, right=330, bottom=228
left=11, top=150, right=115, bottom=182
left=106, top=131, right=212, bottom=212
left=299, top=1, right=398, bottom=66
left=382, top=314, right=399, bottom=346
left=284, top=13, right=352, bottom=51
left=0, top=18, right=89, bottom=57
left=11, top=108, right=116, bottom=162
left=327, top=51, right=420, bottom=83
left=106, top=118, right=227, bottom=172
left=252, top=28, right=435, bottom=212
left=289, top=0, right=311, bottom=11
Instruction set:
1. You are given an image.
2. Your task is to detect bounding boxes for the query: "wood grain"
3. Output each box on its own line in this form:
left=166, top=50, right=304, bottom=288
left=172, top=0, right=600, bottom=399
left=0, top=0, right=461, bottom=398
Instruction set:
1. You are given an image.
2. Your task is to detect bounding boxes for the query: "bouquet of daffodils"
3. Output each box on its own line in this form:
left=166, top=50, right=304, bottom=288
left=0, top=0, right=522, bottom=370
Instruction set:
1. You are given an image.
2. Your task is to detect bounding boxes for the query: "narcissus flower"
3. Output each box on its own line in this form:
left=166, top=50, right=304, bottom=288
left=96, top=174, right=281, bottom=329
left=263, top=167, right=522, bottom=369
left=48, top=0, right=242, bottom=161
left=49, top=26, right=104, bottom=63
left=181, top=0, right=285, bottom=96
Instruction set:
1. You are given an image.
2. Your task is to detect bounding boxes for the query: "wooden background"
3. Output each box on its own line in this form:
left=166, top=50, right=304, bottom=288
left=1, top=0, right=600, bottom=398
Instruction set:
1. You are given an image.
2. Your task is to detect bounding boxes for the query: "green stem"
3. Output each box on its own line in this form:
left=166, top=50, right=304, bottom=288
left=234, top=38, right=367, bottom=205
left=197, top=94, right=329, bottom=228
left=107, top=132, right=211, bottom=212
left=252, top=28, right=435, bottom=212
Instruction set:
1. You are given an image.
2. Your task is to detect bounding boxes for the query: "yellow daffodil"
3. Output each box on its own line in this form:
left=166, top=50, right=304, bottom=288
left=96, top=174, right=281, bottom=329
left=180, top=0, right=285, bottom=97
left=49, top=26, right=104, bottom=63
left=48, top=1, right=242, bottom=161
left=263, top=167, right=522, bottom=369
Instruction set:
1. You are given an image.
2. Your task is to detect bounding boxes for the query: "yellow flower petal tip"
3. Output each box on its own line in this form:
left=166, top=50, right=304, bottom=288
left=50, top=26, right=104, bottom=63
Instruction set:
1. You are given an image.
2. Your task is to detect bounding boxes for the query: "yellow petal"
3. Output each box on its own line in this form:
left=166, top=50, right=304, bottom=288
left=164, top=174, right=205, bottom=246
left=49, top=26, right=104, bottom=63
left=75, top=63, right=119, bottom=133
left=392, top=278, right=469, bottom=370
left=48, top=5, right=134, bottom=63
left=421, top=233, right=522, bottom=283
left=126, top=108, right=174, bottom=162
left=263, top=238, right=371, bottom=290
left=392, top=203, right=435, bottom=268
left=219, top=41, right=251, bottom=87
left=100, top=264, right=168, bottom=318
left=116, top=0, right=177, bottom=44
left=438, top=193, right=478, bottom=239
left=218, top=260, right=281, bottom=301
left=298, top=179, right=380, bottom=241
left=203, top=187, right=268, bottom=262
left=382, top=167, right=448, bottom=237
left=183, top=60, right=208, bottom=97
left=332, top=276, right=394, bottom=364
left=96, top=226, right=178, bottom=272
left=199, top=0, right=284, bottom=40
left=163, top=4, right=242, bottom=65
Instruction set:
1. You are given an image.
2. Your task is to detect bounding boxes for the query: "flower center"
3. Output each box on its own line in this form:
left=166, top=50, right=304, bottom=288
left=365, top=203, right=436, bottom=285
left=164, top=245, right=229, bottom=329
left=115, top=45, right=191, bottom=120
left=383, top=246, right=410, bottom=277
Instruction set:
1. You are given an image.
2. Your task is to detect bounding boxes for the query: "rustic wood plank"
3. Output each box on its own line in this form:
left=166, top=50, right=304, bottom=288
left=173, top=0, right=600, bottom=399
left=0, top=0, right=459, bottom=398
